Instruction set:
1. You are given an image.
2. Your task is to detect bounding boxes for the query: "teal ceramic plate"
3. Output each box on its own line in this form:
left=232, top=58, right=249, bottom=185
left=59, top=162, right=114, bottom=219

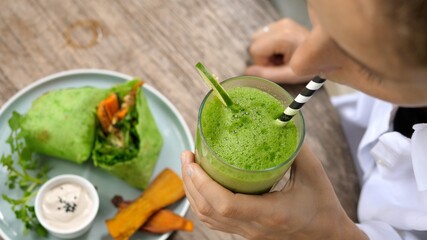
left=0, top=69, right=193, bottom=240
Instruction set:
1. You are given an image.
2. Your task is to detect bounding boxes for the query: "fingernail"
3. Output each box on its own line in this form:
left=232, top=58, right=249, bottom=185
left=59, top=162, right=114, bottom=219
left=186, top=164, right=192, bottom=177
left=181, top=151, right=191, bottom=164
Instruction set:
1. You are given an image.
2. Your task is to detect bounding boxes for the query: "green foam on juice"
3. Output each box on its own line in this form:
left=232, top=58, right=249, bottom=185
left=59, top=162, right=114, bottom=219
left=201, top=87, right=298, bottom=171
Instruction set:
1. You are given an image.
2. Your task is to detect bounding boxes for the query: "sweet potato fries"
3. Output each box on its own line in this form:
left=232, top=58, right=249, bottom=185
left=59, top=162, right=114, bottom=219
left=106, top=168, right=192, bottom=239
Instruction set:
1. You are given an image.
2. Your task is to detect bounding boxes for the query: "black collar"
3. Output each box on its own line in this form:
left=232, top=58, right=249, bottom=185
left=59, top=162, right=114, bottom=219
left=393, top=107, right=427, bottom=138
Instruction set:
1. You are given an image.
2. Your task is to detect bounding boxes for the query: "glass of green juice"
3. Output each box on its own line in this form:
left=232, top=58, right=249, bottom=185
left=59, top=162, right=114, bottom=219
left=195, top=76, right=305, bottom=194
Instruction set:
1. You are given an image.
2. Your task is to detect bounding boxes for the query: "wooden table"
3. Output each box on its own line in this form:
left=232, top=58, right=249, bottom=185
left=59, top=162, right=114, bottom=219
left=0, top=0, right=360, bottom=239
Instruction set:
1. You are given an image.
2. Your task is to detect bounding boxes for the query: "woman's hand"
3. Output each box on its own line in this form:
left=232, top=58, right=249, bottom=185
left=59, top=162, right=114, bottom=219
left=181, top=144, right=367, bottom=240
left=246, top=19, right=313, bottom=84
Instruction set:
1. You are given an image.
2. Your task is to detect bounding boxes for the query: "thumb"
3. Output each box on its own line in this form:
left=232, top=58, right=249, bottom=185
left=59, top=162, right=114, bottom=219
left=181, top=150, right=195, bottom=164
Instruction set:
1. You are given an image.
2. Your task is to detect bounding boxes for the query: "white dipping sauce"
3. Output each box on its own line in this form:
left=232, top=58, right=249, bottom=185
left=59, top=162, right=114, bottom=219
left=41, top=182, right=93, bottom=230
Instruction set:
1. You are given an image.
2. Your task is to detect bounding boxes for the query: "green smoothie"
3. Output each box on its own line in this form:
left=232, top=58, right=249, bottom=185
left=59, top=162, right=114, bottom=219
left=202, top=87, right=298, bottom=170
left=195, top=76, right=304, bottom=194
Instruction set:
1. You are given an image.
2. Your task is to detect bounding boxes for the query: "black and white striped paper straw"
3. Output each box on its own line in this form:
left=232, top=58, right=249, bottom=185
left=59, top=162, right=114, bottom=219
left=276, top=76, right=326, bottom=126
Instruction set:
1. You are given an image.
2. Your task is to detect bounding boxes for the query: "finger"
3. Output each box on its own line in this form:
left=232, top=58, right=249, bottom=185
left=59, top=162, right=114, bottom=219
left=249, top=33, right=294, bottom=66
left=185, top=163, right=236, bottom=214
left=181, top=151, right=204, bottom=212
left=252, top=18, right=306, bottom=40
left=181, top=150, right=195, bottom=165
left=181, top=152, right=233, bottom=227
left=185, top=165, right=243, bottom=232
left=252, top=22, right=284, bottom=41
left=182, top=152, right=290, bottom=232
left=182, top=163, right=220, bottom=224
left=251, top=19, right=290, bottom=40
left=245, top=65, right=313, bottom=84
left=189, top=163, right=273, bottom=221
left=181, top=152, right=212, bottom=217
left=181, top=153, right=259, bottom=233
left=252, top=24, right=271, bottom=40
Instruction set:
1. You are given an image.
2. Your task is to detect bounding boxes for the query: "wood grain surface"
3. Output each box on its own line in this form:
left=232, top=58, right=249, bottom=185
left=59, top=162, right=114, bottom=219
left=0, top=0, right=360, bottom=239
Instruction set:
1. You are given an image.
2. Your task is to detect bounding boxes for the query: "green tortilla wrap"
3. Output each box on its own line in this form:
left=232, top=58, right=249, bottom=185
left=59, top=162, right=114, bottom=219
left=21, top=80, right=163, bottom=189
left=92, top=80, right=163, bottom=189
left=21, top=87, right=108, bottom=163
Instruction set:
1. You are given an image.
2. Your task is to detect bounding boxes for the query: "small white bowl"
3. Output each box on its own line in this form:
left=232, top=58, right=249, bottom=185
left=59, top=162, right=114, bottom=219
left=35, top=174, right=99, bottom=239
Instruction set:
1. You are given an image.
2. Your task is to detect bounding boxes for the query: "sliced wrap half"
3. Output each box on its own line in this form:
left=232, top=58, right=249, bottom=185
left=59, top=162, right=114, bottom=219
left=92, top=80, right=163, bottom=189
left=21, top=87, right=108, bottom=163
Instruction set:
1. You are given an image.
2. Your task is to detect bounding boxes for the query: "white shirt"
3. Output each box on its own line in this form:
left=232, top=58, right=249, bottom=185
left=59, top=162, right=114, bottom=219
left=332, top=92, right=427, bottom=240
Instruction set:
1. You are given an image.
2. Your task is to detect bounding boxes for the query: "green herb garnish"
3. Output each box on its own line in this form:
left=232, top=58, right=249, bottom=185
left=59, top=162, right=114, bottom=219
left=0, top=111, right=49, bottom=237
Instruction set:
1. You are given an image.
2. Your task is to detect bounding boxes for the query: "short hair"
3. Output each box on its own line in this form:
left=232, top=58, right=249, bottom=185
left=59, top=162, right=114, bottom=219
left=384, top=0, right=427, bottom=66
